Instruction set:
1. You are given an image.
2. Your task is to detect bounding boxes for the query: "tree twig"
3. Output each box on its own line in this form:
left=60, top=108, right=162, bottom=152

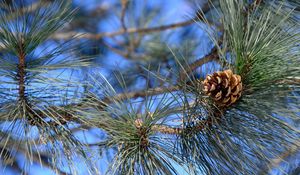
left=101, top=85, right=180, bottom=105
left=51, top=19, right=196, bottom=40
left=178, top=45, right=220, bottom=82
left=259, top=141, right=300, bottom=174
left=120, top=0, right=129, bottom=32
left=51, top=2, right=213, bottom=40
left=17, top=38, right=26, bottom=102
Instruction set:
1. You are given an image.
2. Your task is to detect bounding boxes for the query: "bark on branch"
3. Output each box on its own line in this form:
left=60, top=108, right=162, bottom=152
left=51, top=2, right=212, bottom=40
left=17, top=41, right=26, bottom=101
left=178, top=45, right=220, bottom=82
left=51, top=19, right=196, bottom=40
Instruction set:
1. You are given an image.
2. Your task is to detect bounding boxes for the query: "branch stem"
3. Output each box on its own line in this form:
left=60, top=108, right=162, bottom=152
left=18, top=41, right=26, bottom=101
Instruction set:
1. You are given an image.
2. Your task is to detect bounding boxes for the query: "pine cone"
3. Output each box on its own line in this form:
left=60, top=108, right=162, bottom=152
left=202, top=69, right=242, bottom=107
left=134, top=118, right=143, bottom=128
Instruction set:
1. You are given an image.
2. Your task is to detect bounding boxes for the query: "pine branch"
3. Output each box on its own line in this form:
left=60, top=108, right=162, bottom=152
left=51, top=19, right=196, bottom=40
left=1, top=0, right=299, bottom=174
left=29, top=152, right=69, bottom=175
left=21, top=85, right=179, bottom=126
left=0, top=147, right=27, bottom=175
left=17, top=38, right=26, bottom=102
left=151, top=120, right=210, bottom=135
left=120, top=0, right=129, bottom=32
left=26, top=150, right=69, bottom=175
left=103, top=85, right=179, bottom=102
left=0, top=136, right=68, bottom=175
left=51, top=2, right=213, bottom=40
left=26, top=42, right=223, bottom=127
left=103, top=41, right=148, bottom=60
left=178, top=44, right=220, bottom=82
left=259, top=141, right=300, bottom=174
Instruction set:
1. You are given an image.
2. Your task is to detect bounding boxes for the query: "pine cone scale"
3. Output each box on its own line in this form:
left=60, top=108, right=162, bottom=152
left=202, top=69, right=243, bottom=107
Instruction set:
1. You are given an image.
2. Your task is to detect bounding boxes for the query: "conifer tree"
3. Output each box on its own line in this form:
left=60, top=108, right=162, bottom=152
left=0, top=0, right=299, bottom=174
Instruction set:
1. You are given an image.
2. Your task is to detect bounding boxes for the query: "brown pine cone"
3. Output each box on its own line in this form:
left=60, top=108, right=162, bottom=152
left=134, top=118, right=143, bottom=128
left=202, top=69, right=242, bottom=107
